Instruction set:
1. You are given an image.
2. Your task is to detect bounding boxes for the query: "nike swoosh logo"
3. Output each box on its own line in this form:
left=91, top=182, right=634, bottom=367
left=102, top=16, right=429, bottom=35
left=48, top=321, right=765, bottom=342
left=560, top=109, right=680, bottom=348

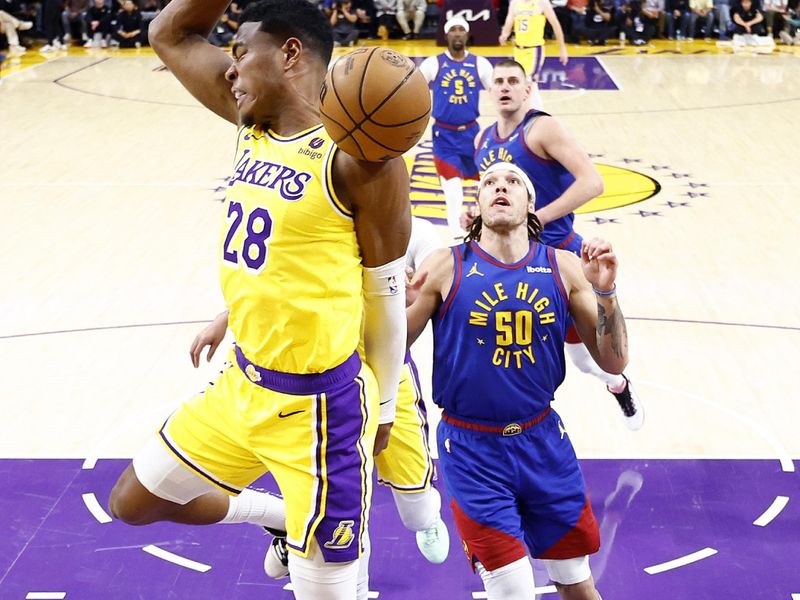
left=379, top=400, right=392, bottom=405
left=278, top=410, right=305, bottom=418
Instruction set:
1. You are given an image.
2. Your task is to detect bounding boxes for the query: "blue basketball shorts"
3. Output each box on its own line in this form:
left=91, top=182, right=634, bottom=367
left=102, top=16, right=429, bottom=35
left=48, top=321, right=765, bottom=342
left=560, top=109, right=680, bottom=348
left=437, top=407, right=600, bottom=571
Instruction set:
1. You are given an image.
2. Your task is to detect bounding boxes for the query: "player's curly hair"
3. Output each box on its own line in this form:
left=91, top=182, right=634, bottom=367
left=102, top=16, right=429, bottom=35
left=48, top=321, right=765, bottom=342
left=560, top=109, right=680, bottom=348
left=464, top=212, right=543, bottom=243
left=242, top=0, right=333, bottom=67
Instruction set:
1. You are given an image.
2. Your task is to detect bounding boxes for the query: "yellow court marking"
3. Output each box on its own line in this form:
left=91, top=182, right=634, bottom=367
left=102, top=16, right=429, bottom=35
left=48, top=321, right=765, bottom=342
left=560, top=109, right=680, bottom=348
left=577, top=164, right=659, bottom=213
left=405, top=145, right=659, bottom=219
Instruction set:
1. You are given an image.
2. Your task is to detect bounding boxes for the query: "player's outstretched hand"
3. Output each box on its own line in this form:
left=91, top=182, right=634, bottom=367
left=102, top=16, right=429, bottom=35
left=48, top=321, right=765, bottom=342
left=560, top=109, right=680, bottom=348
left=374, top=423, right=393, bottom=456
left=459, top=204, right=478, bottom=231
left=580, top=237, right=618, bottom=293
left=190, top=311, right=229, bottom=368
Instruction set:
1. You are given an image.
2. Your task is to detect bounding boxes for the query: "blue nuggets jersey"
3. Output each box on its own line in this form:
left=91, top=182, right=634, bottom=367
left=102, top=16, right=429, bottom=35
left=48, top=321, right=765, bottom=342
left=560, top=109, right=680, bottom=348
left=432, top=241, right=569, bottom=423
left=475, top=110, right=577, bottom=247
left=431, top=53, right=485, bottom=126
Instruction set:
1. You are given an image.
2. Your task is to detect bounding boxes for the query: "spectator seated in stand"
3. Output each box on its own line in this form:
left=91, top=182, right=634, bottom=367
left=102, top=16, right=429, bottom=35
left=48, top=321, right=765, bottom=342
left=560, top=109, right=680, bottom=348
left=617, top=0, right=656, bottom=42
left=666, top=0, right=691, bottom=38
left=689, top=0, right=714, bottom=38
left=573, top=0, right=616, bottom=43
left=114, top=0, right=144, bottom=47
left=330, top=0, right=359, bottom=45
left=84, top=0, right=113, bottom=46
left=396, top=0, right=425, bottom=38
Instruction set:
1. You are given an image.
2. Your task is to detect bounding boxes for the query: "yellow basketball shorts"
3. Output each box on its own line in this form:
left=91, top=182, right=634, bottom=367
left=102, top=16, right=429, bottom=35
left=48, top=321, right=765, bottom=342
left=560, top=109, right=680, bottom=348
left=160, top=346, right=379, bottom=563
left=375, top=357, right=434, bottom=492
left=514, top=44, right=546, bottom=81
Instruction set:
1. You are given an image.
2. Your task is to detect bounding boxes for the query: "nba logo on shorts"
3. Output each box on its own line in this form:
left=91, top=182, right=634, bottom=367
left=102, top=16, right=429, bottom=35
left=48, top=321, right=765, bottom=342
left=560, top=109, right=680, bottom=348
left=324, top=520, right=356, bottom=549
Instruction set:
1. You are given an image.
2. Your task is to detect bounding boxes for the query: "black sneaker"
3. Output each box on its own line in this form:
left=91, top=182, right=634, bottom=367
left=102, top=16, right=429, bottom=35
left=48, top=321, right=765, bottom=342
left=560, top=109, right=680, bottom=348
left=262, top=528, right=289, bottom=579
left=609, top=374, right=644, bottom=431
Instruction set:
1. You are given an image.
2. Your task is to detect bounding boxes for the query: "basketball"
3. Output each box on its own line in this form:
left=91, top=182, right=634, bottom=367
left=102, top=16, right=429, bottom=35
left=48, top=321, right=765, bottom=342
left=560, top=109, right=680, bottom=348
left=320, top=47, right=431, bottom=162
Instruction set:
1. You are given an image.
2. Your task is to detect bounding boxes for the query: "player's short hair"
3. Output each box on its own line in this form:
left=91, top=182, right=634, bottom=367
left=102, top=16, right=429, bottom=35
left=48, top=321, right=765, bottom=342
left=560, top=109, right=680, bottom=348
left=493, top=58, right=527, bottom=78
left=241, top=0, right=333, bottom=67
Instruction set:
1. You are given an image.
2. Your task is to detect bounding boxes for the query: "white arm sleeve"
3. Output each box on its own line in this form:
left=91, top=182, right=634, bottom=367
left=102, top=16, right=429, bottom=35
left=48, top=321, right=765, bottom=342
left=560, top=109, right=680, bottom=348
left=418, top=55, right=439, bottom=84
left=363, top=256, right=407, bottom=424
left=406, top=216, right=443, bottom=271
left=477, top=56, right=494, bottom=91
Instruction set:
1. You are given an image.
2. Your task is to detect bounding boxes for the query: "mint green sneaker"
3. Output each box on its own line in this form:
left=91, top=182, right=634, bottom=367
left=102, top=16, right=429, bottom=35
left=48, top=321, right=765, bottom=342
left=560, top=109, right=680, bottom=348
left=415, top=517, right=450, bottom=564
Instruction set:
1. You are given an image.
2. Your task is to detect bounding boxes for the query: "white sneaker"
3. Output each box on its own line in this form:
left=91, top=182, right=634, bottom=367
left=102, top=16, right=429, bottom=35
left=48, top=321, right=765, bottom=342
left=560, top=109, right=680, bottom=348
left=779, top=30, right=793, bottom=44
left=415, top=517, right=450, bottom=564
left=40, top=44, right=55, bottom=52
left=263, top=535, right=289, bottom=579
left=608, top=374, right=644, bottom=431
left=10, top=45, right=26, bottom=55
left=18, top=21, right=33, bottom=31
left=84, top=39, right=94, bottom=47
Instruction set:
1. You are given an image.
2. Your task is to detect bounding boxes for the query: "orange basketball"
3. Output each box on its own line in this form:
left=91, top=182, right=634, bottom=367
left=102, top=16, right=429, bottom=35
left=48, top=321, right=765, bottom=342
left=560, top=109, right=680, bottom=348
left=320, top=47, right=431, bottom=162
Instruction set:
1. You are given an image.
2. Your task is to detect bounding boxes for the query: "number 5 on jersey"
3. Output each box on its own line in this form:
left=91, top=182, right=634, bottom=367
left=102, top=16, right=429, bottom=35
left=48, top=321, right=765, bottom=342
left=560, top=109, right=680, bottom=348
left=222, top=201, right=273, bottom=273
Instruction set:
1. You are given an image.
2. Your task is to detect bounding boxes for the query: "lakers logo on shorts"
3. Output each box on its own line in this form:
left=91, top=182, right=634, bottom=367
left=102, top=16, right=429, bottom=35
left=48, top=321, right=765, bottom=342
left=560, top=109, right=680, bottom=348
left=502, top=423, right=522, bottom=436
left=324, top=520, right=356, bottom=550
left=244, top=364, right=262, bottom=383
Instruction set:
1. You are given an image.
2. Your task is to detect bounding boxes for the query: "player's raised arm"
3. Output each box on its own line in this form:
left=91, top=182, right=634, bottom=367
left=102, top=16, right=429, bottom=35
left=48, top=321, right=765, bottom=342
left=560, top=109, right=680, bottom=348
left=526, top=116, right=604, bottom=225
left=333, top=153, right=411, bottom=431
left=149, top=0, right=238, bottom=124
left=406, top=248, right=453, bottom=347
left=557, top=240, right=629, bottom=375
left=499, top=0, right=518, bottom=44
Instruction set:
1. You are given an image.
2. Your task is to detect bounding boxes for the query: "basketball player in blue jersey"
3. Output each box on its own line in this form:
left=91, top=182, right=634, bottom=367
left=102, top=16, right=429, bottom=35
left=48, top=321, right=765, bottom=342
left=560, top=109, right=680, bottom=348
left=407, top=161, right=628, bottom=599
left=188, top=217, right=451, bottom=585
left=106, top=1, right=411, bottom=598
left=473, top=58, right=644, bottom=431
left=418, top=17, right=493, bottom=241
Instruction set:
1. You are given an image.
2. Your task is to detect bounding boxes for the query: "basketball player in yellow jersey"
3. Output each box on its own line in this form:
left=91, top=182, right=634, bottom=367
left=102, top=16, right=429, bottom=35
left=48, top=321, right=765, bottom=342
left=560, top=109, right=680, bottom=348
left=189, top=217, right=451, bottom=580
left=499, top=0, right=569, bottom=110
left=106, top=0, right=411, bottom=598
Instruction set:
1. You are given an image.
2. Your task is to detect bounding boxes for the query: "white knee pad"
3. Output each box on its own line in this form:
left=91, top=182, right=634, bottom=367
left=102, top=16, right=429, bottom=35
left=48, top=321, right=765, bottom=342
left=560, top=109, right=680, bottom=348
left=476, top=557, right=536, bottom=600
left=132, top=433, right=221, bottom=505
left=543, top=555, right=592, bottom=586
left=289, top=541, right=359, bottom=600
left=391, top=487, right=441, bottom=532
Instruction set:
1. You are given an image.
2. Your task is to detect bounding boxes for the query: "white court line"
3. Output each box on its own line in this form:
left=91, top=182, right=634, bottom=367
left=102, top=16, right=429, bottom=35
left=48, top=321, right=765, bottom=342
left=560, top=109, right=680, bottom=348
left=81, top=493, right=112, bottom=524
left=25, top=593, right=67, bottom=599
left=644, top=547, right=718, bottom=575
left=142, top=545, right=212, bottom=573
left=81, top=458, right=97, bottom=470
left=637, top=379, right=795, bottom=473
left=472, top=586, right=558, bottom=598
left=595, top=57, right=623, bottom=91
left=753, top=496, right=790, bottom=527
left=284, top=583, right=378, bottom=597
left=791, top=594, right=800, bottom=599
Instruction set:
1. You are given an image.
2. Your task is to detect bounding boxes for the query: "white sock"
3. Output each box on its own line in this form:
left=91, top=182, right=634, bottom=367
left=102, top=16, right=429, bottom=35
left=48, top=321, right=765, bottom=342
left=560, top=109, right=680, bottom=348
left=476, top=557, right=535, bottom=600
left=356, top=532, right=371, bottom=600
left=392, top=487, right=441, bottom=532
left=439, top=176, right=465, bottom=238
left=220, top=487, right=286, bottom=530
left=565, top=343, right=625, bottom=390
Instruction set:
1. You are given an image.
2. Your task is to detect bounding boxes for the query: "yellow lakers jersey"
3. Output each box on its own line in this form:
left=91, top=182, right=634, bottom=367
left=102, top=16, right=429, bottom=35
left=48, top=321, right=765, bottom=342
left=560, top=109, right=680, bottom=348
left=220, top=125, right=362, bottom=374
left=514, top=0, right=546, bottom=47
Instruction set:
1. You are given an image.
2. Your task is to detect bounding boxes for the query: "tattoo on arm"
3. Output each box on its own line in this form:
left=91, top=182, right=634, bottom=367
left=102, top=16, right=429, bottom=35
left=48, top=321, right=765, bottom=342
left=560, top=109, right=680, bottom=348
left=596, top=300, right=628, bottom=359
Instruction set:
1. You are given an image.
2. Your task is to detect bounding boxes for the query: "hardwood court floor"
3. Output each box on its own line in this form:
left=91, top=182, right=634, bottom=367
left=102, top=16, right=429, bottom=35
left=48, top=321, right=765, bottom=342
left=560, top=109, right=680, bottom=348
left=1, top=39, right=798, bottom=599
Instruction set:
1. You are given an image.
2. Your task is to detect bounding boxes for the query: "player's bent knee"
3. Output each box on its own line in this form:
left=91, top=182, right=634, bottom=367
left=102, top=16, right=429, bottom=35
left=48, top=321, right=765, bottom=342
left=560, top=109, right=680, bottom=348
left=108, top=464, right=177, bottom=525
left=476, top=557, right=535, bottom=600
left=544, top=555, right=592, bottom=586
